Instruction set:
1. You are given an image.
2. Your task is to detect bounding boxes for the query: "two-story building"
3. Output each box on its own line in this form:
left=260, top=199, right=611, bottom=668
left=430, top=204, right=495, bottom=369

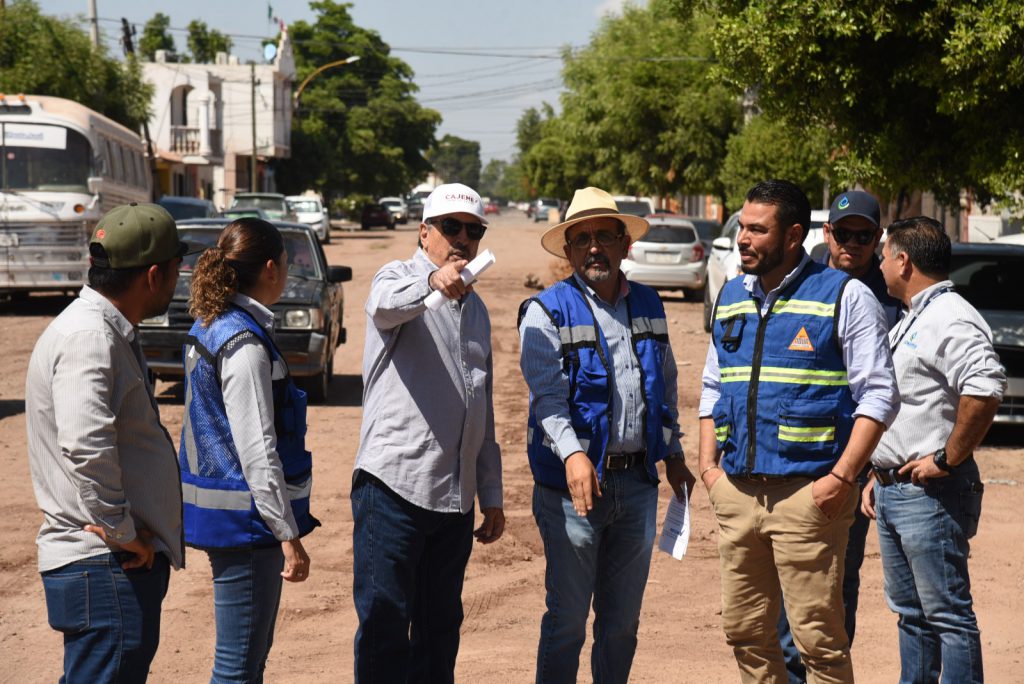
left=142, top=30, right=294, bottom=209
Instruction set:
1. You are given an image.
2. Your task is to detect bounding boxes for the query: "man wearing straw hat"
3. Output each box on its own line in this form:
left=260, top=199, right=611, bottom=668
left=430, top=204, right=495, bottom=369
left=518, top=187, right=695, bottom=683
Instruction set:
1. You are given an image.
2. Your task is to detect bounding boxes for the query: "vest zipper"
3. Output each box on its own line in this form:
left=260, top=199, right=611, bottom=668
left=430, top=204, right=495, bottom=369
left=746, top=300, right=770, bottom=473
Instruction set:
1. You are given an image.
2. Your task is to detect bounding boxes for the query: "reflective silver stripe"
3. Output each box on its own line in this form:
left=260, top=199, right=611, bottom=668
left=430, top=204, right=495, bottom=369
left=662, top=426, right=673, bottom=445
left=287, top=477, right=312, bottom=501
left=181, top=481, right=252, bottom=511
left=182, top=344, right=202, bottom=474
left=632, top=316, right=668, bottom=337
left=527, top=427, right=534, bottom=443
left=558, top=324, right=597, bottom=345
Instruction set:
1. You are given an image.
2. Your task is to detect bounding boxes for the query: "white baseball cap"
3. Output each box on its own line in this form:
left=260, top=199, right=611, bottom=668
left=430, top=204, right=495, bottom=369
left=422, top=183, right=488, bottom=224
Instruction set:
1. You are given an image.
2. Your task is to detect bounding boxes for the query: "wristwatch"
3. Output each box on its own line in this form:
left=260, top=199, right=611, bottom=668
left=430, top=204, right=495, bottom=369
left=933, top=448, right=953, bottom=472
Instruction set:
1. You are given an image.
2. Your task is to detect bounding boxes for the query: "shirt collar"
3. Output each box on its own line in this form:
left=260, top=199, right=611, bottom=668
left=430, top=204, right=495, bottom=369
left=572, top=271, right=630, bottom=306
left=413, top=248, right=437, bottom=274
left=908, top=279, right=955, bottom=312
left=231, top=292, right=275, bottom=331
left=79, top=285, right=136, bottom=342
left=743, top=250, right=811, bottom=300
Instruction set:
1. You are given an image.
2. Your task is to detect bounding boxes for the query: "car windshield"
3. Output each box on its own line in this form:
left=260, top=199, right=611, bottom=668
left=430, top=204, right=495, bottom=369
left=223, top=208, right=261, bottom=219
left=617, top=201, right=650, bottom=217
left=289, top=200, right=320, bottom=213
left=1, top=124, right=91, bottom=192
left=159, top=199, right=211, bottom=220
left=687, top=219, right=721, bottom=241
left=180, top=229, right=320, bottom=279
left=233, top=196, right=286, bottom=213
left=643, top=225, right=696, bottom=244
left=380, top=200, right=401, bottom=208
left=950, top=252, right=1024, bottom=311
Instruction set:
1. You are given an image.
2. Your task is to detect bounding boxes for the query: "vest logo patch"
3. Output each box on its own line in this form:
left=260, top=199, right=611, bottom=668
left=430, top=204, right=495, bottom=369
left=788, top=327, right=815, bottom=352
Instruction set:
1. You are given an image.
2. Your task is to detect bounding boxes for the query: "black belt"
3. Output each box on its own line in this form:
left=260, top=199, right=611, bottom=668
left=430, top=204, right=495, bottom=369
left=873, top=466, right=914, bottom=486
left=603, top=451, right=645, bottom=470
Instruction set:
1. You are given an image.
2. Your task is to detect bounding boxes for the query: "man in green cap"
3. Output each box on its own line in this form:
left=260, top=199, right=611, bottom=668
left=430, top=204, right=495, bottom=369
left=26, top=202, right=191, bottom=682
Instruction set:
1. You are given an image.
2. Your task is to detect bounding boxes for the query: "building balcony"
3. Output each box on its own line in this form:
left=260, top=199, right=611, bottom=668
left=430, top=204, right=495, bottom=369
left=170, top=125, right=222, bottom=158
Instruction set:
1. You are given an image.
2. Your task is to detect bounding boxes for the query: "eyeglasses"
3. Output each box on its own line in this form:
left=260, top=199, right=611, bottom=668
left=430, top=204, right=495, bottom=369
left=567, top=229, right=623, bottom=250
left=432, top=217, right=487, bottom=240
left=831, top=226, right=878, bottom=246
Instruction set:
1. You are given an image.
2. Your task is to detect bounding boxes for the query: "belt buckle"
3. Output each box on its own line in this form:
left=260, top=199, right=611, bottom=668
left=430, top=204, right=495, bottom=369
left=605, top=453, right=626, bottom=470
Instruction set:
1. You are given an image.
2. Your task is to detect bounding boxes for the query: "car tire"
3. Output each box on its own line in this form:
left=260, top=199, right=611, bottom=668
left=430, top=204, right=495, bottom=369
left=300, top=350, right=333, bottom=404
left=683, top=286, right=704, bottom=301
left=703, top=284, right=713, bottom=332
left=321, top=227, right=331, bottom=244
left=387, top=222, right=395, bottom=230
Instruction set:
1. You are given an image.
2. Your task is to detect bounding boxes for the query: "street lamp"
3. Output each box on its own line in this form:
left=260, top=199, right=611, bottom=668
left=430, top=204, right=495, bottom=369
left=293, top=56, right=361, bottom=112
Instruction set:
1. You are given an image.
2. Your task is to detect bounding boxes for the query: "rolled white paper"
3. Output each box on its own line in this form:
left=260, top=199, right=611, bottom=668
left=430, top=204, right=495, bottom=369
left=424, top=249, right=497, bottom=310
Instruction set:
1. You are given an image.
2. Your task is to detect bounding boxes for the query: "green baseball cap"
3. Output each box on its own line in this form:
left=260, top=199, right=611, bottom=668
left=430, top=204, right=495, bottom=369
left=89, top=202, right=193, bottom=269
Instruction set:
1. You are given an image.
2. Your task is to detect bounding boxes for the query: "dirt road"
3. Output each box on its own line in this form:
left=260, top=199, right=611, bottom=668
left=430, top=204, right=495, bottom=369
left=1, top=213, right=1022, bottom=682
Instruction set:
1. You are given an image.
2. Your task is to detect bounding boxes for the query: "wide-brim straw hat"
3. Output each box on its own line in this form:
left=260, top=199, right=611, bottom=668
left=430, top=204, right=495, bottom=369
left=540, top=187, right=650, bottom=257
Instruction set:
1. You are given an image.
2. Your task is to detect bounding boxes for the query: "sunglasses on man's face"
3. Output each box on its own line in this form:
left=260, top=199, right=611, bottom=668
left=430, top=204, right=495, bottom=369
left=830, top=226, right=878, bottom=246
left=434, top=217, right=487, bottom=240
left=567, top=229, right=623, bottom=250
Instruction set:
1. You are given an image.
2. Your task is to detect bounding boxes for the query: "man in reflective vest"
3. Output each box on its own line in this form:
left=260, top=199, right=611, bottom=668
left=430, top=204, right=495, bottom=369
left=519, top=187, right=695, bottom=684
left=698, top=180, right=899, bottom=683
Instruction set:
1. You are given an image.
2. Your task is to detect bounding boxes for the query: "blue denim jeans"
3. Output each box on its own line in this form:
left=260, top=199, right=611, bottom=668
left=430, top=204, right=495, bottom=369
left=777, top=485, right=871, bottom=684
left=351, top=470, right=474, bottom=684
left=206, top=545, right=285, bottom=683
left=875, top=459, right=984, bottom=684
left=532, top=464, right=659, bottom=684
left=41, top=551, right=170, bottom=683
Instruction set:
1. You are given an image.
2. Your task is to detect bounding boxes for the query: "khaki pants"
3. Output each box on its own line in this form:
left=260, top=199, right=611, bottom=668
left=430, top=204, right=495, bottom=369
left=708, top=474, right=857, bottom=684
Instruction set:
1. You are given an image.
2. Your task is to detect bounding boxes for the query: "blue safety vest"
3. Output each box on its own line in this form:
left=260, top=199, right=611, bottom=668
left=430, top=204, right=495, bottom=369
left=519, top=277, right=676, bottom=490
left=711, top=261, right=855, bottom=477
left=179, top=306, right=319, bottom=549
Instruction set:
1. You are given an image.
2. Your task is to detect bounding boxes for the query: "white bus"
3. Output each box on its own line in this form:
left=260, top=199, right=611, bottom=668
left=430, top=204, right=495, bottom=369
left=0, top=94, right=150, bottom=295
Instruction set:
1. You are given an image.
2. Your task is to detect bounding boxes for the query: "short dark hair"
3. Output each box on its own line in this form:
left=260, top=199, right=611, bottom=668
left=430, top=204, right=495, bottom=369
left=746, top=180, right=811, bottom=240
left=88, top=264, right=151, bottom=296
left=885, top=216, right=950, bottom=278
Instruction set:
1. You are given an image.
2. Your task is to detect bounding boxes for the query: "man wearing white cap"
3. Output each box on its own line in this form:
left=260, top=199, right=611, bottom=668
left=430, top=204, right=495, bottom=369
left=351, top=183, right=504, bottom=683
left=518, top=187, right=695, bottom=683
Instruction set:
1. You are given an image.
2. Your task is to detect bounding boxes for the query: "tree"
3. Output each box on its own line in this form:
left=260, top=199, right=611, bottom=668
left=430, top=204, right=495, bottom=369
left=708, top=0, right=1024, bottom=208
left=429, top=134, right=481, bottom=188
left=139, top=13, right=177, bottom=61
left=0, top=0, right=153, bottom=130
left=186, top=20, right=232, bottom=63
left=273, top=1, right=439, bottom=200
left=478, top=159, right=507, bottom=198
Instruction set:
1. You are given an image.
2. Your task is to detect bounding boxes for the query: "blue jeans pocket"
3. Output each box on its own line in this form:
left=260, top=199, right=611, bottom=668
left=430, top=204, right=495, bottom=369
left=41, top=570, right=90, bottom=634
left=961, top=481, right=984, bottom=539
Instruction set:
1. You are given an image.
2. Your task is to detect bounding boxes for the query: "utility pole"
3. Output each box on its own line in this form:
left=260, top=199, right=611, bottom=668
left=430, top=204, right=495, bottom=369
left=121, top=18, right=159, bottom=201
left=88, top=0, right=99, bottom=48
left=250, top=63, right=258, bottom=192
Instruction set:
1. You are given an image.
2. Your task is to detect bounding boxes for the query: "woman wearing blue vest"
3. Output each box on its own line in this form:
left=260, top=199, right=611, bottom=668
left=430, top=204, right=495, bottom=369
left=181, top=218, right=318, bottom=682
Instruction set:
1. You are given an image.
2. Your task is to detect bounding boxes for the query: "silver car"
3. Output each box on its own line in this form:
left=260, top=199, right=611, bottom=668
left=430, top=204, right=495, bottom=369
left=620, top=218, right=706, bottom=299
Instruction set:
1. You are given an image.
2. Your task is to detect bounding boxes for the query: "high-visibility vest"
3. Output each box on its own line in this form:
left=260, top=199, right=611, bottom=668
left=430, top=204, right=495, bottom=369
left=519, top=277, right=675, bottom=490
left=712, top=261, right=855, bottom=477
left=179, top=306, right=319, bottom=549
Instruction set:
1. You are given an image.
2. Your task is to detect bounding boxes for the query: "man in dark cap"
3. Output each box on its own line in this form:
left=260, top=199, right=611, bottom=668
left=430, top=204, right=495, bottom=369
left=26, top=203, right=191, bottom=682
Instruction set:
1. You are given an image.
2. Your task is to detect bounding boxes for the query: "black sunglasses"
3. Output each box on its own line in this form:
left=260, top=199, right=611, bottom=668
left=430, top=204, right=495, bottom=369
left=432, top=217, right=487, bottom=240
left=831, top=226, right=878, bottom=246
left=567, top=229, right=623, bottom=250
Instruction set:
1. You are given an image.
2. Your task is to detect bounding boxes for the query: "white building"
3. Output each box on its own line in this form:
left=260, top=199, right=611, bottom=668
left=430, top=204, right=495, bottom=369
left=142, top=31, right=295, bottom=209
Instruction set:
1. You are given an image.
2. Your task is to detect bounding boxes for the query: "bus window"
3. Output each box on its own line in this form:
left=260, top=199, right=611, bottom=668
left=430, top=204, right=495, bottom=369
left=0, top=123, right=92, bottom=193
left=108, top=139, right=123, bottom=182
left=121, top=145, right=135, bottom=185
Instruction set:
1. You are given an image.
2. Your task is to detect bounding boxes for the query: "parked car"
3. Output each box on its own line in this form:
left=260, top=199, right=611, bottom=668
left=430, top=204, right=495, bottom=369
left=221, top=207, right=270, bottom=221
left=138, top=219, right=353, bottom=403
left=804, top=209, right=830, bottom=260
left=676, top=215, right=723, bottom=255
left=994, top=233, right=1024, bottom=245
left=484, top=200, right=501, bottom=216
left=230, top=192, right=294, bottom=221
left=612, top=195, right=654, bottom=217
left=949, top=242, right=1024, bottom=424
left=158, top=196, right=218, bottom=221
left=705, top=210, right=742, bottom=331
left=361, top=203, right=395, bottom=230
left=532, top=197, right=560, bottom=223
left=407, top=198, right=424, bottom=222
left=287, top=194, right=331, bottom=243
left=379, top=196, right=409, bottom=224
left=621, top=218, right=706, bottom=299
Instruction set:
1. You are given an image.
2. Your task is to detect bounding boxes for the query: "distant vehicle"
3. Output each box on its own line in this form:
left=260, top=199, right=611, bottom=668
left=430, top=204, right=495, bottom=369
left=138, top=219, right=353, bottom=403
left=230, top=192, right=294, bottom=221
left=407, top=198, right=424, bottom=222
left=675, top=215, right=722, bottom=255
left=804, top=209, right=830, bottom=260
left=361, top=203, right=395, bottom=230
left=948, top=242, right=1024, bottom=424
left=379, top=196, right=408, bottom=224
left=621, top=218, right=706, bottom=299
left=532, top=197, right=560, bottom=223
left=0, top=95, right=150, bottom=296
left=705, top=210, right=742, bottom=332
left=484, top=201, right=501, bottom=216
left=221, top=207, right=270, bottom=221
left=993, top=233, right=1024, bottom=246
left=158, top=196, right=218, bottom=221
left=287, top=194, right=330, bottom=243
left=612, top=195, right=654, bottom=218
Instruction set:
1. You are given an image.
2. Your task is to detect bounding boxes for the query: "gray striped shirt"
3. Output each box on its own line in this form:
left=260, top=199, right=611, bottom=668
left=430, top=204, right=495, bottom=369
left=26, top=287, right=184, bottom=572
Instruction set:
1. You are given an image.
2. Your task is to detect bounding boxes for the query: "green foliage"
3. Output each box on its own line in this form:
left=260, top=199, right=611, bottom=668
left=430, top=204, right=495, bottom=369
left=274, top=0, right=439, bottom=201
left=0, top=0, right=153, bottom=130
left=720, top=117, right=832, bottom=211
left=186, top=20, right=232, bottom=63
left=429, top=134, right=481, bottom=188
left=478, top=159, right=506, bottom=198
left=139, top=13, right=176, bottom=61
left=708, top=0, right=1024, bottom=208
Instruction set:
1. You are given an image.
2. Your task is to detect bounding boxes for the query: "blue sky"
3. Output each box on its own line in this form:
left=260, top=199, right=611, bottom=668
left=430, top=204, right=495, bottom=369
left=37, top=0, right=634, bottom=163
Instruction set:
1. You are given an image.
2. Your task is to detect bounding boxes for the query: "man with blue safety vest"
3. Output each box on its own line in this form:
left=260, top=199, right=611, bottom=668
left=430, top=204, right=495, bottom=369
left=698, top=180, right=899, bottom=683
left=777, top=190, right=902, bottom=682
left=518, top=187, right=696, bottom=684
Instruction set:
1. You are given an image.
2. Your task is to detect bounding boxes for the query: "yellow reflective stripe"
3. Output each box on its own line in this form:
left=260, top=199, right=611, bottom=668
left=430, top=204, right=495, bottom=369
left=778, top=426, right=835, bottom=442
left=715, top=425, right=730, bottom=439
left=720, top=366, right=752, bottom=383
left=772, top=299, right=836, bottom=317
left=718, top=365, right=848, bottom=386
left=715, top=300, right=757, bottom=319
